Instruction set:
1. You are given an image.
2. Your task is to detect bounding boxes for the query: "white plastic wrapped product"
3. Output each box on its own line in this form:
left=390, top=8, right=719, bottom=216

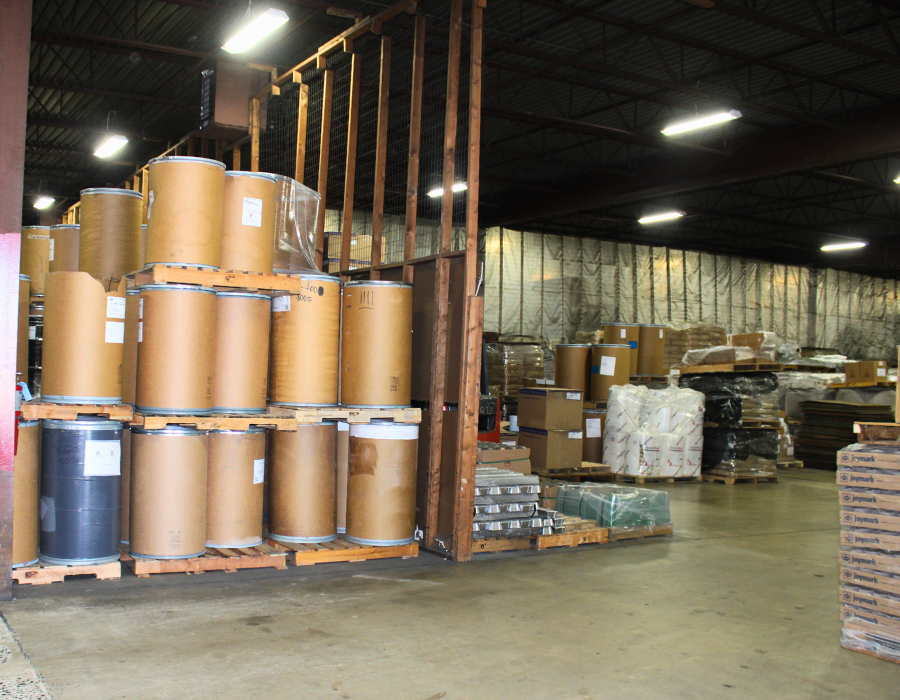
left=648, top=405, right=673, bottom=433
left=603, top=429, right=629, bottom=472
left=272, top=175, right=321, bottom=273
left=605, top=403, right=636, bottom=434
left=685, top=431, right=704, bottom=476
left=625, top=433, right=660, bottom=476
left=608, top=385, right=645, bottom=429
left=658, top=434, right=685, bottom=476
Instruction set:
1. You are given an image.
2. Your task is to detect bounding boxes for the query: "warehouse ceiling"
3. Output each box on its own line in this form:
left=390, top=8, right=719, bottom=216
left=24, top=0, right=900, bottom=277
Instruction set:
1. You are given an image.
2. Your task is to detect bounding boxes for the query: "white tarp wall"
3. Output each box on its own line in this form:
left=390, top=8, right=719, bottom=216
left=483, top=226, right=900, bottom=361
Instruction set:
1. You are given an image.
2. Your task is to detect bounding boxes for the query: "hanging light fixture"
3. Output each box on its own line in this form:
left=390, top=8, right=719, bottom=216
left=662, top=110, right=742, bottom=136
left=222, top=7, right=289, bottom=53
left=427, top=182, right=468, bottom=198
left=33, top=196, right=55, bottom=210
left=94, top=111, right=128, bottom=158
left=638, top=211, right=684, bottom=224
left=821, top=241, right=867, bottom=252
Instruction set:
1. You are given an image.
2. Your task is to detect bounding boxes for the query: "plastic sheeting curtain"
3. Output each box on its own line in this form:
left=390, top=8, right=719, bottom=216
left=483, top=226, right=900, bottom=360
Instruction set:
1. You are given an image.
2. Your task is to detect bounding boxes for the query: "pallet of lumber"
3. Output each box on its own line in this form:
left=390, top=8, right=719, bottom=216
left=796, top=401, right=894, bottom=468
left=20, top=401, right=133, bottom=422
left=854, top=422, right=900, bottom=445
left=12, top=561, right=121, bottom=585
left=121, top=544, right=287, bottom=576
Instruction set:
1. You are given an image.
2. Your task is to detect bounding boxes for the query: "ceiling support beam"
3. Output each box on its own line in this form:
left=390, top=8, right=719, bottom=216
left=30, top=81, right=195, bottom=108
left=26, top=116, right=175, bottom=142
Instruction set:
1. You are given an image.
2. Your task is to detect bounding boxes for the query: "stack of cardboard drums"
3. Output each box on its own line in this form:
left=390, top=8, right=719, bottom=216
left=14, top=155, right=419, bottom=572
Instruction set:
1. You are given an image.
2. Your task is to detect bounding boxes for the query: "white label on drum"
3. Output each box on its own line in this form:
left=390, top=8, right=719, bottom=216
left=566, top=391, right=580, bottom=400
left=585, top=419, right=602, bottom=438
left=878, top=367, right=887, bottom=377
left=272, top=295, right=291, bottom=312
left=350, top=423, right=419, bottom=440
left=599, top=356, right=616, bottom=376
left=139, top=297, right=143, bottom=319
left=337, top=421, right=349, bottom=432
left=49, top=238, right=55, bottom=261
left=660, top=329, right=664, bottom=338
left=242, top=197, right=264, bottom=227
left=105, top=321, right=125, bottom=343
left=138, top=321, right=143, bottom=342
left=27, top=234, right=49, bottom=240
left=253, top=458, right=265, bottom=485
left=147, top=190, right=154, bottom=219
left=568, top=431, right=583, bottom=440
left=107, top=296, right=126, bottom=319
left=83, top=440, right=121, bottom=476
left=29, top=325, right=36, bottom=339
left=620, top=329, right=626, bottom=338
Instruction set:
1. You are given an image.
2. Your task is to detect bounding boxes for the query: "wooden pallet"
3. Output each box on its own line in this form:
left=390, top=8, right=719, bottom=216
left=702, top=473, right=779, bottom=485
left=131, top=410, right=297, bottom=431
left=610, top=523, right=674, bottom=541
left=782, top=364, right=840, bottom=373
left=583, top=400, right=607, bottom=410
left=628, top=375, right=670, bottom=384
left=854, top=422, right=900, bottom=444
left=534, top=527, right=610, bottom=549
left=833, top=381, right=896, bottom=389
left=20, top=401, right=133, bottom=421
left=277, top=406, right=422, bottom=425
left=614, top=474, right=701, bottom=485
left=267, top=537, right=418, bottom=565
left=472, top=537, right=532, bottom=553
left=12, top=561, right=121, bottom=585
left=120, top=543, right=288, bottom=577
left=131, top=264, right=318, bottom=292
left=777, top=460, right=804, bottom=469
left=679, top=362, right=783, bottom=375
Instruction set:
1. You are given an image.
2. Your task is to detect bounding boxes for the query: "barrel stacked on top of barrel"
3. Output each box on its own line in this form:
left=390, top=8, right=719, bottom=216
left=13, top=157, right=420, bottom=566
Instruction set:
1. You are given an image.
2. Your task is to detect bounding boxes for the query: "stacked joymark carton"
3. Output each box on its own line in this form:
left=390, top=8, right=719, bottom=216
left=516, top=388, right=584, bottom=473
left=837, top=442, right=900, bottom=663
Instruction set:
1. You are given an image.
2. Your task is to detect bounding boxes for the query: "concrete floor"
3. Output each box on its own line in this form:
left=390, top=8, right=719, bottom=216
left=0, top=469, right=897, bottom=699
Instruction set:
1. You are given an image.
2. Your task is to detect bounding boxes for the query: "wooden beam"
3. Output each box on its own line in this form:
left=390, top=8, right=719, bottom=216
left=315, top=69, right=334, bottom=270
left=340, top=53, right=362, bottom=274
left=403, top=14, right=426, bottom=284
left=370, top=36, right=392, bottom=279
left=250, top=98, right=260, bottom=173
left=295, top=83, right=309, bottom=184
left=439, top=0, right=463, bottom=253
left=232, top=144, right=241, bottom=170
left=464, top=0, right=483, bottom=296
left=200, top=138, right=209, bottom=158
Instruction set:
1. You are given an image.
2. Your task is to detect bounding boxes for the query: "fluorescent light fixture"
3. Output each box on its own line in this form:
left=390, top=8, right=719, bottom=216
left=638, top=211, right=684, bottom=224
left=427, top=182, right=468, bottom=198
left=222, top=8, right=289, bottom=53
left=33, top=196, right=55, bottom=210
left=94, top=134, right=128, bottom=158
left=821, top=241, right=867, bottom=252
left=894, top=173, right=900, bottom=184
left=662, top=109, right=742, bottom=136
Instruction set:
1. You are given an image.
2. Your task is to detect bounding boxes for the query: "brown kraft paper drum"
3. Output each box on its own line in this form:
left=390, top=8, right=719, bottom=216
left=49, top=225, right=80, bottom=272
left=16, top=275, right=30, bottom=382
left=13, top=421, right=40, bottom=567
left=268, top=422, right=337, bottom=543
left=79, top=188, right=143, bottom=279
left=212, top=292, right=270, bottom=413
left=129, top=427, right=208, bottom=558
left=220, top=172, right=276, bottom=274
left=121, top=289, right=140, bottom=406
left=637, top=324, right=666, bottom=376
left=120, top=427, right=131, bottom=544
left=146, top=156, right=225, bottom=269
left=42, top=272, right=126, bottom=403
left=269, top=275, right=340, bottom=407
left=20, top=227, right=50, bottom=295
left=336, top=422, right=349, bottom=533
left=136, top=284, right=216, bottom=415
left=582, top=409, right=605, bottom=463
left=590, top=344, right=632, bottom=403
left=604, top=323, right=640, bottom=375
left=340, top=281, right=413, bottom=408
left=207, top=429, right=265, bottom=547
left=346, top=422, right=418, bottom=546
left=555, top=344, right=592, bottom=396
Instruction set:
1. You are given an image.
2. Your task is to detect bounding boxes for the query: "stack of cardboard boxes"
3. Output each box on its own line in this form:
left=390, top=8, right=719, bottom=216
left=476, top=442, right=531, bottom=475
left=516, top=388, right=584, bottom=474
left=837, top=442, right=900, bottom=663
left=844, top=360, right=888, bottom=384
left=663, top=323, right=727, bottom=371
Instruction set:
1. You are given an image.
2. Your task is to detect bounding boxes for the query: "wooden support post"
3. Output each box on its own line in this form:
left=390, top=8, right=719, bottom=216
left=340, top=53, right=362, bottom=273
left=403, top=14, right=425, bottom=285
left=232, top=144, right=241, bottom=171
left=250, top=97, right=261, bottom=172
left=295, top=83, right=309, bottom=184
left=440, top=0, right=463, bottom=254
left=200, top=138, right=209, bottom=158
left=315, top=69, right=334, bottom=270
left=370, top=36, right=391, bottom=279
left=187, top=137, right=195, bottom=156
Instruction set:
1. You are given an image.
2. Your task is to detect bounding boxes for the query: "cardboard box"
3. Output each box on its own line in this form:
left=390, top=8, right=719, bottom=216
left=837, top=446, right=900, bottom=470
left=841, top=566, right=900, bottom=596
left=841, top=548, right=900, bottom=575
left=840, top=489, right=900, bottom=511
left=842, top=509, right=900, bottom=533
left=517, top=388, right=584, bottom=430
left=838, top=469, right=900, bottom=490
left=523, top=377, right=555, bottom=388
left=841, top=605, right=900, bottom=633
left=840, top=585, right=900, bottom=616
left=517, top=426, right=582, bottom=472
left=728, top=332, right=766, bottom=350
left=846, top=360, right=887, bottom=382
left=842, top=528, right=900, bottom=552
left=477, top=444, right=530, bottom=463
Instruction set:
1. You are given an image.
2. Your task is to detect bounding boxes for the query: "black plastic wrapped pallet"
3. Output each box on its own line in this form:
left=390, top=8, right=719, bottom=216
left=701, top=428, right=780, bottom=468
left=679, top=371, right=779, bottom=397
left=703, top=396, right=742, bottom=428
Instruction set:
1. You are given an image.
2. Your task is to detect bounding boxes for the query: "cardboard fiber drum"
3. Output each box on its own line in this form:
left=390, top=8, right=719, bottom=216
left=207, top=429, right=265, bottom=548
left=340, top=281, right=413, bottom=408
left=16, top=275, right=29, bottom=383
left=637, top=324, right=666, bottom=375
left=269, top=275, right=340, bottom=407
left=336, top=421, right=349, bottom=534
left=221, top=171, right=276, bottom=274
left=604, top=323, right=640, bottom=375
left=129, top=426, right=208, bottom=559
left=146, top=156, right=225, bottom=269
left=79, top=188, right=143, bottom=279
left=268, top=422, right=337, bottom=543
left=346, top=421, right=418, bottom=546
left=136, top=284, right=216, bottom=415
left=20, top=226, right=50, bottom=295
left=42, top=272, right=126, bottom=403
left=121, top=289, right=140, bottom=406
left=120, top=427, right=131, bottom=544
left=13, top=421, right=40, bottom=568
left=49, top=225, right=80, bottom=273
left=590, top=344, right=631, bottom=403
left=555, top=344, right=591, bottom=396
left=582, top=409, right=605, bottom=463
left=212, top=292, right=270, bottom=413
